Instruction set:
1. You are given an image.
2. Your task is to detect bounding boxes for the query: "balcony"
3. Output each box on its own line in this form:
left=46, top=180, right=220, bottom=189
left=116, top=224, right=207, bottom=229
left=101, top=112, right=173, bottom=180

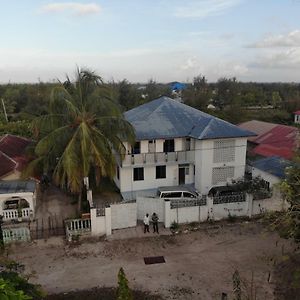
left=121, top=150, right=195, bottom=167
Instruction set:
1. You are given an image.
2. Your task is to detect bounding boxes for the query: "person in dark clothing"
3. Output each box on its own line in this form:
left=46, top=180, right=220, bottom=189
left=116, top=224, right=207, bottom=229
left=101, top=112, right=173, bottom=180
left=152, top=212, right=159, bottom=233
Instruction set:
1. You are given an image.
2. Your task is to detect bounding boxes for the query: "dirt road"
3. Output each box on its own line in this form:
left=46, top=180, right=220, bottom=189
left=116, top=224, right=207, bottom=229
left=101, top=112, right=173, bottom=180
left=8, top=221, right=294, bottom=299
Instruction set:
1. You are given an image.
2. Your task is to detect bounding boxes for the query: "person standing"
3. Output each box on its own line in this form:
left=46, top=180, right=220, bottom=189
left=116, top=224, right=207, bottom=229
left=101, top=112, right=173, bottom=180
left=152, top=212, right=159, bottom=234
left=143, top=213, right=150, bottom=233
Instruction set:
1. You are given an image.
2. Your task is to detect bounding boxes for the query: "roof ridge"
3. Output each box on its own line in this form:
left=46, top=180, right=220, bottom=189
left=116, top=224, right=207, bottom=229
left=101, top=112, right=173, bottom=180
left=0, top=150, right=17, bottom=165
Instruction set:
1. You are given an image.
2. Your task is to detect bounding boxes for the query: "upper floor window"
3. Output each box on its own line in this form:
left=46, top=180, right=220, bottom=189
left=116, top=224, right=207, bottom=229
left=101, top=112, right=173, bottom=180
left=133, top=167, right=144, bottom=181
left=213, top=139, right=235, bottom=163
left=156, top=165, right=166, bottom=179
left=132, top=142, right=141, bottom=154
left=163, top=139, right=174, bottom=153
left=148, top=140, right=156, bottom=153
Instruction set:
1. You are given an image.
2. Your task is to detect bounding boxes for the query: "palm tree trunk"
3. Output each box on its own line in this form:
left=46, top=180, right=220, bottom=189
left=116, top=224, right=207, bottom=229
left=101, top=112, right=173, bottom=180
left=77, top=187, right=83, bottom=215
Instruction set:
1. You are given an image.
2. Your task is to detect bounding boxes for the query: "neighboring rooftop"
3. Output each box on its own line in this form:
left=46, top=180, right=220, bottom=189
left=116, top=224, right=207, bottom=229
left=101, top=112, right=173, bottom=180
left=0, top=180, right=36, bottom=194
left=251, top=156, right=293, bottom=179
left=238, top=120, right=299, bottom=160
left=125, top=97, right=255, bottom=141
left=238, top=120, right=277, bottom=143
left=294, top=110, right=300, bottom=115
left=0, top=134, right=32, bottom=178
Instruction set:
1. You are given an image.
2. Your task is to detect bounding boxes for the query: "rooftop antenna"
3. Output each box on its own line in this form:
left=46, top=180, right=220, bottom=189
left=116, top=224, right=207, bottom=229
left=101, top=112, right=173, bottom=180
left=1, top=98, right=8, bottom=122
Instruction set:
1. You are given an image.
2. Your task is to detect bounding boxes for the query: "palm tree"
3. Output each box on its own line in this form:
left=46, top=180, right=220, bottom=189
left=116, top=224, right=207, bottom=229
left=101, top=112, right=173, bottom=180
left=26, top=68, right=135, bottom=212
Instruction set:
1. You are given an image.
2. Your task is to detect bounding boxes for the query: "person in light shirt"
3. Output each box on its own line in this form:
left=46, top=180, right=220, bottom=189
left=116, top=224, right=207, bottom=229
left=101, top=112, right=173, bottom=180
left=143, top=213, right=150, bottom=233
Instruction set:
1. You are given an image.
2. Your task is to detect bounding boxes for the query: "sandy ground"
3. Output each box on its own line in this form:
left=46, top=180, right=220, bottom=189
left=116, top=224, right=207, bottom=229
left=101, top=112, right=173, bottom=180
left=7, top=221, right=295, bottom=300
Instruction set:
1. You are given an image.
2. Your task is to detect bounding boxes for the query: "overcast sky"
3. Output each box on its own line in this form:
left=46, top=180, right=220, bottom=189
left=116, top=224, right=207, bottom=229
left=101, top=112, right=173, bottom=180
left=1, top=0, right=300, bottom=83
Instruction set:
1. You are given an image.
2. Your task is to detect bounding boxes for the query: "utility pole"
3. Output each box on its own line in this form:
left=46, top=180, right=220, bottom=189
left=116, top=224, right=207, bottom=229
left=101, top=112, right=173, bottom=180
left=1, top=98, right=8, bottom=122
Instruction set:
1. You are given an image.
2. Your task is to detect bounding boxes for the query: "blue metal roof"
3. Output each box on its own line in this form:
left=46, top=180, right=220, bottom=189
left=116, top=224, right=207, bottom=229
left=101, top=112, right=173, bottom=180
left=0, top=180, right=36, bottom=194
left=124, top=96, right=255, bottom=140
left=251, top=156, right=292, bottom=179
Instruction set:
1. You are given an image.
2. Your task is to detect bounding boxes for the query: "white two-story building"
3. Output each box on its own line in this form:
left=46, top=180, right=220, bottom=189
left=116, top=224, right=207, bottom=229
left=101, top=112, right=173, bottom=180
left=115, top=97, right=255, bottom=200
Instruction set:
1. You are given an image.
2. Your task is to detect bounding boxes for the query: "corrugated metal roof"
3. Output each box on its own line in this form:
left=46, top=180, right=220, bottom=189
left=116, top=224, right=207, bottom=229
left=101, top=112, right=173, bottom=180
left=0, top=180, right=36, bottom=194
left=0, top=135, right=32, bottom=177
left=0, top=152, right=17, bottom=178
left=251, top=156, right=292, bottom=179
left=125, top=97, right=255, bottom=141
left=252, top=144, right=294, bottom=160
left=238, top=120, right=277, bottom=142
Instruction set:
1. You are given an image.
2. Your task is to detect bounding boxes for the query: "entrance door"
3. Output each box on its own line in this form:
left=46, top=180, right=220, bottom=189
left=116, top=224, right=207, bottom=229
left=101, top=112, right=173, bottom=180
left=179, top=167, right=185, bottom=185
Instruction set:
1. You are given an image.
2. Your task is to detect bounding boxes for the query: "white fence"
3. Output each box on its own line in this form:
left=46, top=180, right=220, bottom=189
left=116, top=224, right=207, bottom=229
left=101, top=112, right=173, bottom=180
left=88, top=192, right=288, bottom=237
left=65, top=218, right=91, bottom=241
left=90, top=202, right=137, bottom=236
left=111, top=202, right=137, bottom=230
left=3, top=208, right=31, bottom=221
left=3, top=227, right=31, bottom=244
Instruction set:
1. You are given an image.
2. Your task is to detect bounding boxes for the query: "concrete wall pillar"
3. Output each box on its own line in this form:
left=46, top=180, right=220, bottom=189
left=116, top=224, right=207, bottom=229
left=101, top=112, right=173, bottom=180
left=164, top=200, right=171, bottom=228
left=105, top=206, right=112, bottom=236
left=207, top=196, right=214, bottom=221
left=246, top=193, right=253, bottom=218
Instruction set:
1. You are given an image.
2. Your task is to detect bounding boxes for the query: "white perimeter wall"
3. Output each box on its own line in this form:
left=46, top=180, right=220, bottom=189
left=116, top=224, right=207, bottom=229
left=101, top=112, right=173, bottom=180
left=194, top=138, right=247, bottom=194
left=136, top=196, right=165, bottom=222
left=111, top=202, right=137, bottom=230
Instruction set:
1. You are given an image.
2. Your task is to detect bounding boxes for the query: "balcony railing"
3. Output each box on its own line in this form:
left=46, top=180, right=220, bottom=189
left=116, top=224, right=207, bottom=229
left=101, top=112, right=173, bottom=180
left=3, top=208, right=31, bottom=221
left=121, top=150, right=195, bottom=167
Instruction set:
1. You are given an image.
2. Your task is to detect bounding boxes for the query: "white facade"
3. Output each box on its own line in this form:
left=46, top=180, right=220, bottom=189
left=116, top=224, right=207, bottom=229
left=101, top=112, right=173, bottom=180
left=115, top=136, right=248, bottom=199
left=294, top=113, right=300, bottom=124
left=251, top=166, right=281, bottom=188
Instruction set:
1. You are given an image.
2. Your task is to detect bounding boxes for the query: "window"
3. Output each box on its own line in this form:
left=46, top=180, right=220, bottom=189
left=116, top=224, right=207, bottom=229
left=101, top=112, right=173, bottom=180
left=156, top=165, right=166, bottom=179
left=185, top=138, right=191, bottom=151
left=212, top=166, right=234, bottom=184
left=148, top=140, right=155, bottom=152
left=132, top=142, right=141, bottom=154
left=133, top=167, right=144, bottom=181
left=163, top=139, right=174, bottom=152
left=213, top=139, right=235, bottom=163
left=183, top=192, right=196, bottom=198
left=161, top=192, right=182, bottom=198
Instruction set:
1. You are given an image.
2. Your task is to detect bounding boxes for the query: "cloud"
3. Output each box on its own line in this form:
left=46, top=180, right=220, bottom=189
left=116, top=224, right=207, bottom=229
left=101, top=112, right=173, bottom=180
left=174, top=0, right=242, bottom=19
left=40, top=2, right=101, bottom=16
left=247, top=30, right=300, bottom=48
left=250, top=48, right=300, bottom=69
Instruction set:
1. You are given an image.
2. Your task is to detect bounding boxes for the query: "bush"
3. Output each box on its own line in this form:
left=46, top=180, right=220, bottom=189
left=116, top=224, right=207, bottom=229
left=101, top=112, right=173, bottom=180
left=116, top=268, right=133, bottom=300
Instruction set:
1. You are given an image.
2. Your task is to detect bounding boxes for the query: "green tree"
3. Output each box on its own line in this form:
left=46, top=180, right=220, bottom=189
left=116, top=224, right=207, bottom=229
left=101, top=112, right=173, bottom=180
left=116, top=267, right=133, bottom=300
left=182, top=75, right=212, bottom=110
left=0, top=278, right=31, bottom=300
left=278, top=155, right=300, bottom=241
left=26, top=68, right=135, bottom=212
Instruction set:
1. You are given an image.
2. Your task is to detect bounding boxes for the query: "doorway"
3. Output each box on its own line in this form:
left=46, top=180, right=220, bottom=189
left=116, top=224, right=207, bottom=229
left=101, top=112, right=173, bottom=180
left=178, top=167, right=185, bottom=185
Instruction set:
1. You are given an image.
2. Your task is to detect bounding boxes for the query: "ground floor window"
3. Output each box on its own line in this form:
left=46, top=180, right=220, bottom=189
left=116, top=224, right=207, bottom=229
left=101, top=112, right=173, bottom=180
left=133, top=167, right=144, bottom=181
left=156, top=165, right=166, bottom=179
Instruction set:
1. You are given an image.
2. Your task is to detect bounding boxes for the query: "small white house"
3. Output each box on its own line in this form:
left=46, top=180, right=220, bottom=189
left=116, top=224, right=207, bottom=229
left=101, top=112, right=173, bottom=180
left=115, top=97, right=255, bottom=200
left=250, top=156, right=292, bottom=188
left=294, top=110, right=300, bottom=124
left=0, top=180, right=37, bottom=222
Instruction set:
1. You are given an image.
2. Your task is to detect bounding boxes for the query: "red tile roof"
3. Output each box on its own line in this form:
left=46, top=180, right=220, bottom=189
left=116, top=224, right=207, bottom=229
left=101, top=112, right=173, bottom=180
left=294, top=110, right=300, bottom=115
left=0, top=151, right=17, bottom=178
left=0, top=134, right=31, bottom=159
left=0, top=134, right=32, bottom=177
